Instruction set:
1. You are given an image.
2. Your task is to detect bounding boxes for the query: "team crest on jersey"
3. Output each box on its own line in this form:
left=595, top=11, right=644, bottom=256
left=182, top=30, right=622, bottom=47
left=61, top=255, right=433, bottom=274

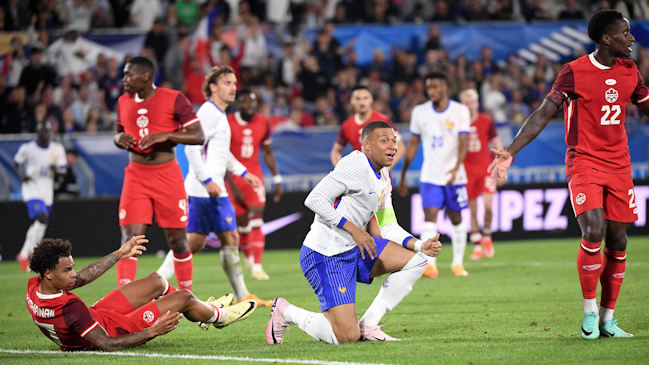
left=227, top=216, right=233, bottom=223
left=605, top=88, right=618, bottom=103
left=136, top=115, right=149, bottom=128
left=338, top=285, right=346, bottom=294
left=576, top=193, right=586, bottom=205
left=119, top=209, right=126, bottom=219
left=143, top=310, right=155, bottom=323
left=445, top=119, right=455, bottom=129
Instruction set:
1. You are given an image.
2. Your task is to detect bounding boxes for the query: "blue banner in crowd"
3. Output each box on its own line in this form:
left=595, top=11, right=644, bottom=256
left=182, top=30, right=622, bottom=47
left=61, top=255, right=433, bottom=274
left=2, top=123, right=648, bottom=197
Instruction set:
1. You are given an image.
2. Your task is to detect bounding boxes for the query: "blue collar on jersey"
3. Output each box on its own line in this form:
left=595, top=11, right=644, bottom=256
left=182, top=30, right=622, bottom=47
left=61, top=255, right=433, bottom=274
left=431, top=99, right=451, bottom=113
left=208, top=100, right=225, bottom=115
left=365, top=153, right=381, bottom=179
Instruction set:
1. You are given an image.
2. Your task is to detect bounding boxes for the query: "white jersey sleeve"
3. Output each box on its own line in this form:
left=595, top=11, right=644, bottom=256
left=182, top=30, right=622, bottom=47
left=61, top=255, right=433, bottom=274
left=409, top=106, right=422, bottom=136
left=458, top=104, right=471, bottom=134
left=226, top=152, right=247, bottom=177
left=14, top=144, right=28, bottom=165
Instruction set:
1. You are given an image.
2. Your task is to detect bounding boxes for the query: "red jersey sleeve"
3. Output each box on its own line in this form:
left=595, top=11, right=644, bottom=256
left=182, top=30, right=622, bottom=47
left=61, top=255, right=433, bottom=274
left=487, top=118, right=498, bottom=140
left=62, top=298, right=99, bottom=338
left=174, top=93, right=200, bottom=128
left=262, top=119, right=272, bottom=145
left=552, top=63, right=575, bottom=95
left=631, top=69, right=649, bottom=104
left=335, top=126, right=348, bottom=146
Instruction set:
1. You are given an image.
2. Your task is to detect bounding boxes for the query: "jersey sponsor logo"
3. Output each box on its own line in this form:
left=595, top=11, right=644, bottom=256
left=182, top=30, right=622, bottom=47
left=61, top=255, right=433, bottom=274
left=582, top=264, right=601, bottom=271
left=143, top=310, right=155, bottom=323
left=576, top=193, right=586, bottom=205
left=137, top=108, right=148, bottom=115
left=338, top=285, right=347, bottom=294
left=136, top=115, right=149, bottom=128
left=612, top=273, right=625, bottom=278
left=605, top=79, right=617, bottom=86
left=605, top=88, right=618, bottom=103
left=119, top=209, right=126, bottom=220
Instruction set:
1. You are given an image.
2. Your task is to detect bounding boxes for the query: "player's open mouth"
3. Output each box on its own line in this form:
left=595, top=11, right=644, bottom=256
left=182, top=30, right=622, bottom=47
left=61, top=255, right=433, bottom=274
left=386, top=153, right=395, bottom=159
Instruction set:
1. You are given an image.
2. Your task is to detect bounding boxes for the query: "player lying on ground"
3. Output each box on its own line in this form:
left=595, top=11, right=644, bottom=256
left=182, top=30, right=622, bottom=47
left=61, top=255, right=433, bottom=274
left=26, top=235, right=257, bottom=351
left=266, top=121, right=442, bottom=344
left=489, top=9, right=645, bottom=339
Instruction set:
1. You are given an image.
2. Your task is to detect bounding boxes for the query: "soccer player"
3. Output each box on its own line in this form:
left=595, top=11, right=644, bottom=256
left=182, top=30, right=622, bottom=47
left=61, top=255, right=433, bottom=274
left=489, top=10, right=646, bottom=339
left=114, top=56, right=204, bottom=291
left=225, top=89, right=283, bottom=281
left=459, top=89, right=503, bottom=260
left=398, top=72, right=470, bottom=278
left=266, top=121, right=442, bottom=345
left=156, top=66, right=270, bottom=307
left=13, top=121, right=66, bottom=272
left=26, top=235, right=257, bottom=351
left=330, top=85, right=405, bottom=169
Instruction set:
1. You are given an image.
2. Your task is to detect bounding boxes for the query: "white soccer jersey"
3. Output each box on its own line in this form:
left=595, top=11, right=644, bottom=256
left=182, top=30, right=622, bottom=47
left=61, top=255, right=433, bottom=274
left=304, top=151, right=415, bottom=256
left=14, top=141, right=66, bottom=205
left=185, top=100, right=247, bottom=198
left=410, top=100, right=471, bottom=186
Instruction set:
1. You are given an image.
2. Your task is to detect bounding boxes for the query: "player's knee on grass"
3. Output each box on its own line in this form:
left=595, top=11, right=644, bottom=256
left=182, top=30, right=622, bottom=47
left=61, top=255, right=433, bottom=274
left=334, top=326, right=361, bottom=344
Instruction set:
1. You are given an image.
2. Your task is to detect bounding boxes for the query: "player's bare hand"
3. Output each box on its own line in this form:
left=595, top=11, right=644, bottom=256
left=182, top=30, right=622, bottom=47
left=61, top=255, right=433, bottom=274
left=446, top=168, right=458, bottom=185
left=114, top=132, right=136, bottom=149
left=421, top=234, right=442, bottom=257
left=397, top=178, right=408, bottom=197
left=117, top=235, right=148, bottom=260
left=206, top=181, right=222, bottom=197
left=149, top=311, right=183, bottom=336
left=139, top=132, right=169, bottom=150
left=350, top=226, right=376, bottom=260
left=273, top=183, right=282, bottom=202
left=243, top=173, right=261, bottom=189
left=488, top=148, right=512, bottom=179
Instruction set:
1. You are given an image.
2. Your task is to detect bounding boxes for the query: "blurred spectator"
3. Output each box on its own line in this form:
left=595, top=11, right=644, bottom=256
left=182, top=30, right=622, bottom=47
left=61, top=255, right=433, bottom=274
left=164, top=33, right=191, bottom=91
left=98, top=58, right=122, bottom=120
left=184, top=58, right=206, bottom=105
left=60, top=106, right=82, bottom=134
left=480, top=46, right=499, bottom=76
left=110, top=0, right=133, bottom=28
left=462, top=0, right=489, bottom=21
left=424, top=26, right=442, bottom=52
left=290, top=96, right=316, bottom=127
left=314, top=96, right=339, bottom=126
left=482, top=74, right=507, bottom=124
left=305, top=1, right=326, bottom=27
left=267, top=0, right=292, bottom=25
left=393, top=51, right=418, bottom=84
left=314, top=31, right=338, bottom=78
left=525, top=0, right=552, bottom=21
left=431, top=0, right=454, bottom=22
left=505, top=89, right=532, bottom=124
left=3, top=37, right=28, bottom=88
left=365, top=0, right=398, bottom=24
left=3, top=87, right=35, bottom=133
left=54, top=149, right=80, bottom=199
left=84, top=106, right=105, bottom=132
left=406, top=2, right=426, bottom=24
left=65, top=0, right=99, bottom=33
left=489, top=0, right=518, bottom=21
left=299, top=54, right=331, bottom=109
left=145, top=19, right=170, bottom=68
left=278, top=40, right=299, bottom=86
left=19, top=47, right=57, bottom=107
left=71, top=84, right=100, bottom=126
left=39, top=86, right=64, bottom=131
left=130, top=0, right=161, bottom=30
left=558, top=0, right=585, bottom=20
left=615, top=0, right=647, bottom=20
left=332, top=2, right=348, bottom=24
left=343, top=0, right=366, bottom=23
left=361, top=69, right=390, bottom=98
left=271, top=89, right=291, bottom=118
left=48, top=30, right=96, bottom=81
left=526, top=54, right=554, bottom=84
left=176, top=0, right=200, bottom=26
left=53, top=75, right=78, bottom=108
left=368, top=48, right=391, bottom=83
left=208, top=23, right=225, bottom=65
left=257, top=72, right=276, bottom=106
left=239, top=17, right=267, bottom=75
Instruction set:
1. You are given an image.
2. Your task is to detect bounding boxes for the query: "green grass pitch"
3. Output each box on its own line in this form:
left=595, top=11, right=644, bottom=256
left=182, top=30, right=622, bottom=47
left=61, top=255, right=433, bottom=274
left=1, top=237, right=648, bottom=364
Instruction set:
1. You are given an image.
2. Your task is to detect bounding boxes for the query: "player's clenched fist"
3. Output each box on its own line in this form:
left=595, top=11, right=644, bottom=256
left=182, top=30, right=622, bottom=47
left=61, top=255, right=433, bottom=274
left=117, top=235, right=148, bottom=260
left=114, top=132, right=137, bottom=149
left=421, top=234, right=442, bottom=257
left=149, top=311, right=183, bottom=336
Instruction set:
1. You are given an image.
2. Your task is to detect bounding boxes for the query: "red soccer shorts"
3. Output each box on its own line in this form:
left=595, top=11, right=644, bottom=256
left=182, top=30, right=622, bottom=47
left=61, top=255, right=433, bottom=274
left=226, top=174, right=266, bottom=217
left=90, top=288, right=162, bottom=337
left=567, top=165, right=638, bottom=223
left=119, top=160, right=188, bottom=228
left=466, top=173, right=496, bottom=200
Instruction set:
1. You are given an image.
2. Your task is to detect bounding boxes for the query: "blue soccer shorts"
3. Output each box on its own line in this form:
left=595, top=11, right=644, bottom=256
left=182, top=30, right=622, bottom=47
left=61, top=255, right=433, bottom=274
left=186, top=196, right=237, bottom=234
left=420, top=183, right=468, bottom=212
left=300, top=237, right=390, bottom=312
left=25, top=199, right=51, bottom=219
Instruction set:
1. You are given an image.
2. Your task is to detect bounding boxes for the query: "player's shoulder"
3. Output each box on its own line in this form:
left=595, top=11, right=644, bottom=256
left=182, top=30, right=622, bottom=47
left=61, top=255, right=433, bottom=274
left=117, top=93, right=133, bottom=103
left=370, top=110, right=390, bottom=122
left=337, top=150, right=366, bottom=168
left=197, top=100, right=224, bottom=117
left=250, top=113, right=269, bottom=127
left=449, top=100, right=470, bottom=114
left=226, top=112, right=237, bottom=123
left=617, top=58, right=638, bottom=70
left=157, top=87, right=181, bottom=99
left=341, top=115, right=356, bottom=127
left=477, top=112, right=493, bottom=124
left=411, top=101, right=432, bottom=115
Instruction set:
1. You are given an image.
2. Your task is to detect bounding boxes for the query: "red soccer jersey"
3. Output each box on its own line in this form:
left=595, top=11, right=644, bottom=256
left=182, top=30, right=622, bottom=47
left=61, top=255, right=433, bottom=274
left=228, top=112, right=271, bottom=177
left=464, top=113, right=499, bottom=176
left=26, top=277, right=99, bottom=351
left=116, top=87, right=200, bottom=154
left=336, top=111, right=400, bottom=150
left=551, top=54, right=649, bottom=173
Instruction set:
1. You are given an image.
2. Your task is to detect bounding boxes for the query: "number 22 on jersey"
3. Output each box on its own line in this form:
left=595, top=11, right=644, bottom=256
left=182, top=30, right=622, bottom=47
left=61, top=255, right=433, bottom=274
left=600, top=105, right=621, bottom=125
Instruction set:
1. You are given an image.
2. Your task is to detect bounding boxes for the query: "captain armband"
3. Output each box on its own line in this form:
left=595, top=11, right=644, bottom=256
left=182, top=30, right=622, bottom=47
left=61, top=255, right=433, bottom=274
left=375, top=208, right=397, bottom=227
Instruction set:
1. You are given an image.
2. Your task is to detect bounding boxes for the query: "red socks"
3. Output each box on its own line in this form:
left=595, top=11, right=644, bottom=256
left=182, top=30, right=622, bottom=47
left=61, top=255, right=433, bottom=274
left=249, top=226, right=265, bottom=265
left=116, top=255, right=137, bottom=287
left=576, top=239, right=602, bottom=300
left=600, top=248, right=626, bottom=310
left=163, top=281, right=177, bottom=296
left=239, top=229, right=251, bottom=260
left=173, top=250, right=193, bottom=291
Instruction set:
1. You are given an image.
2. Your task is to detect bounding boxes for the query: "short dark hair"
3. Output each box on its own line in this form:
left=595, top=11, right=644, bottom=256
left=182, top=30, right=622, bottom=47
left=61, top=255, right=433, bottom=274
left=127, top=56, right=156, bottom=77
left=425, top=71, right=447, bottom=84
left=362, top=120, right=393, bottom=142
left=351, top=85, right=371, bottom=94
left=236, top=88, right=254, bottom=100
left=30, top=47, right=43, bottom=55
left=588, top=9, right=626, bottom=43
left=30, top=239, right=72, bottom=277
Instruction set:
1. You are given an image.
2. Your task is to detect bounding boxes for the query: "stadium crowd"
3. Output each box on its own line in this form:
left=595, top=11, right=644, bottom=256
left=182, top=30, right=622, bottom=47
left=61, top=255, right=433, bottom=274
left=2, top=0, right=649, bottom=135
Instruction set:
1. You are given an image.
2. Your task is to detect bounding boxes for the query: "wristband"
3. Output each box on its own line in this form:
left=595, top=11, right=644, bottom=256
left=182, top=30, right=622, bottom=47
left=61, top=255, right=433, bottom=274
left=241, top=170, right=248, bottom=178
left=272, top=174, right=283, bottom=184
left=413, top=240, right=424, bottom=253
left=203, top=177, right=213, bottom=185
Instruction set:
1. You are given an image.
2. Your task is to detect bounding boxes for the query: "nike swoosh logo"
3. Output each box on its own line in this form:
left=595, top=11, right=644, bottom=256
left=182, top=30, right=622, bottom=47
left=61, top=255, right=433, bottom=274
left=582, top=264, right=602, bottom=271
left=238, top=302, right=256, bottom=320
left=582, top=327, right=593, bottom=336
left=369, top=192, right=376, bottom=195
left=602, top=329, right=614, bottom=337
left=206, top=212, right=303, bottom=248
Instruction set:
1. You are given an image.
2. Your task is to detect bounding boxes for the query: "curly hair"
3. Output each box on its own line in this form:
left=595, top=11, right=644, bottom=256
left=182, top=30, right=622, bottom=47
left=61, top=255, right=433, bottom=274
left=588, top=9, right=626, bottom=43
left=30, top=238, right=72, bottom=276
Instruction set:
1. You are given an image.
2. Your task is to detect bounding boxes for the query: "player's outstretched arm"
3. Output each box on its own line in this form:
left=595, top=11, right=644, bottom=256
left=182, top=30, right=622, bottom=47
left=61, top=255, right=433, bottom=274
left=84, top=311, right=182, bottom=351
left=139, top=123, right=205, bottom=150
left=398, top=134, right=420, bottom=196
left=71, top=236, right=148, bottom=290
left=488, top=98, right=559, bottom=179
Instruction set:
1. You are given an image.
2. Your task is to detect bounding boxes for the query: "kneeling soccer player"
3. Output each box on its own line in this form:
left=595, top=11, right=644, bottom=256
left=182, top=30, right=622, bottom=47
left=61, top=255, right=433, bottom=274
left=26, top=235, right=257, bottom=351
left=266, top=121, right=442, bottom=344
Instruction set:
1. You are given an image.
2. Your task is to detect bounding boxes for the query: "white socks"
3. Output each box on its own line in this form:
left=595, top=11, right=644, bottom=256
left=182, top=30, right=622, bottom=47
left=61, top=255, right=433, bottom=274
left=19, top=221, right=47, bottom=259
left=360, top=254, right=427, bottom=326
left=156, top=250, right=175, bottom=280
left=421, top=221, right=438, bottom=266
left=283, top=305, right=339, bottom=344
left=599, top=306, right=613, bottom=323
left=451, top=222, right=467, bottom=267
left=220, top=246, right=250, bottom=301
left=584, top=298, right=598, bottom=314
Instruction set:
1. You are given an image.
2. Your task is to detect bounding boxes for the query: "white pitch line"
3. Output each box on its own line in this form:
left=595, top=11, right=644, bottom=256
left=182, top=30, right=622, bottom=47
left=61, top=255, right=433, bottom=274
left=0, top=349, right=395, bottom=365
